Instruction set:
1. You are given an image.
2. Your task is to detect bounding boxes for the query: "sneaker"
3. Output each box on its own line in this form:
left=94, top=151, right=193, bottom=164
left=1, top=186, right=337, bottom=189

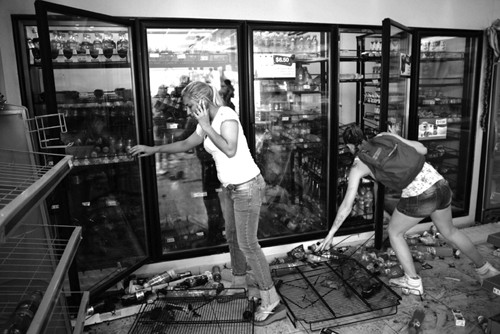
left=476, top=262, right=500, bottom=285
left=389, top=274, right=424, bottom=296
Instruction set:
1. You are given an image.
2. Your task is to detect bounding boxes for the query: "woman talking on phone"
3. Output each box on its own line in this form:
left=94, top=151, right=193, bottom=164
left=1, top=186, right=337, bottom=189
left=130, top=81, right=284, bottom=325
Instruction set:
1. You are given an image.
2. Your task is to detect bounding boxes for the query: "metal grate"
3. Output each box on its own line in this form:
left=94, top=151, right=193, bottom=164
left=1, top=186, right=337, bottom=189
left=0, top=161, right=53, bottom=210
left=274, top=258, right=401, bottom=331
left=0, top=149, right=73, bottom=236
left=128, top=290, right=254, bottom=334
left=0, top=224, right=83, bottom=332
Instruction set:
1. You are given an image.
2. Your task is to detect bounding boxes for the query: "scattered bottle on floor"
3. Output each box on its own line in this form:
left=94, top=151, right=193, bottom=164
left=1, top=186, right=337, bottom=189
left=408, top=308, right=425, bottom=334
left=143, top=269, right=177, bottom=289
left=212, top=266, right=222, bottom=282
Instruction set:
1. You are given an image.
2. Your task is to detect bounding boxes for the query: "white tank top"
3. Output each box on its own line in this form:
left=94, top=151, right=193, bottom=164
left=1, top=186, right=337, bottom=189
left=195, top=106, right=260, bottom=186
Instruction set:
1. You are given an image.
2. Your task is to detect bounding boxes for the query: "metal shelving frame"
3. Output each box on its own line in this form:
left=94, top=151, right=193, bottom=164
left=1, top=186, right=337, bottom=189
left=0, top=148, right=85, bottom=334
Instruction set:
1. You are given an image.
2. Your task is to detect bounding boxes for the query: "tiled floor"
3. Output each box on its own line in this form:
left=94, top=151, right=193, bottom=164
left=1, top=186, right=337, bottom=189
left=85, top=222, right=500, bottom=334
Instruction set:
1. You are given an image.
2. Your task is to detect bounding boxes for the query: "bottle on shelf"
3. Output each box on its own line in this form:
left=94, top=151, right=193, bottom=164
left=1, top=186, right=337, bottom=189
left=117, top=32, right=129, bottom=59
left=63, top=31, right=78, bottom=62
left=50, top=31, right=62, bottom=60
left=310, top=35, right=319, bottom=57
left=3, top=290, right=44, bottom=334
left=90, top=32, right=103, bottom=62
left=28, top=27, right=41, bottom=63
left=102, top=32, right=116, bottom=61
left=77, top=33, right=92, bottom=62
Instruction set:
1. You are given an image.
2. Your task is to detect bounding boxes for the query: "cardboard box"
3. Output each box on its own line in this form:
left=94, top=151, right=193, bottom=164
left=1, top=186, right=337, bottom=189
left=482, top=274, right=500, bottom=297
left=418, top=117, right=447, bottom=140
left=486, top=231, right=500, bottom=248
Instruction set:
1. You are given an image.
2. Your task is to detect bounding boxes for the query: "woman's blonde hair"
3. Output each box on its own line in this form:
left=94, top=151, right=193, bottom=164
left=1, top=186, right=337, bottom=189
left=182, top=81, right=224, bottom=107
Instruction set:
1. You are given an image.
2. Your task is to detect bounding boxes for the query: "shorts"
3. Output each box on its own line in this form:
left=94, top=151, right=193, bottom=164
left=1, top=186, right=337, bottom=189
left=396, top=179, right=452, bottom=218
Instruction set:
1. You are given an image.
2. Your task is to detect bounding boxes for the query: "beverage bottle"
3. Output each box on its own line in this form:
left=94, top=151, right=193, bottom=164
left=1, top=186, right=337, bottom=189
left=303, top=67, right=313, bottom=86
left=102, top=32, right=116, bottom=60
left=177, top=273, right=210, bottom=289
left=90, top=33, right=103, bottom=61
left=63, top=31, right=78, bottom=61
left=3, top=290, right=43, bottom=334
left=120, top=290, right=152, bottom=306
left=305, top=35, right=312, bottom=53
left=77, top=33, right=92, bottom=62
left=49, top=31, right=62, bottom=60
left=289, top=36, right=296, bottom=52
left=143, top=269, right=177, bottom=289
left=310, top=35, right=319, bottom=56
left=86, top=299, right=116, bottom=316
left=296, top=36, right=305, bottom=52
left=177, top=271, right=193, bottom=279
left=117, top=32, right=129, bottom=59
left=211, top=266, right=222, bottom=282
left=296, top=66, right=305, bottom=85
left=408, top=309, right=425, bottom=334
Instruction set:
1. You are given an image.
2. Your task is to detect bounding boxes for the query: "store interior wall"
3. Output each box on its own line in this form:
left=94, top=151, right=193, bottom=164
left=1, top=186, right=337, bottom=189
left=0, top=0, right=499, bottom=270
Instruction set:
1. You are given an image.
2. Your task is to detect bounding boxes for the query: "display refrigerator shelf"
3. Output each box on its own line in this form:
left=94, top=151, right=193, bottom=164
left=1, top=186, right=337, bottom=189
left=50, top=61, right=130, bottom=69
left=0, top=224, right=84, bottom=334
left=274, top=258, right=401, bottom=331
left=0, top=149, right=73, bottom=235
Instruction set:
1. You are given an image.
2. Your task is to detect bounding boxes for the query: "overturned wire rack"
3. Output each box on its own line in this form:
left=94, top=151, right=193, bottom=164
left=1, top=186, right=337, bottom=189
left=0, top=148, right=85, bottom=334
left=128, top=289, right=254, bottom=334
left=273, top=258, right=402, bottom=331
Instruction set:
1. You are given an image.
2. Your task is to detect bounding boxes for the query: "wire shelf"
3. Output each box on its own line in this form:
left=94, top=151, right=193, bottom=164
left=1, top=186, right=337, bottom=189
left=0, top=149, right=73, bottom=236
left=128, top=290, right=254, bottom=334
left=0, top=224, right=83, bottom=334
left=274, top=258, right=401, bottom=331
left=0, top=148, right=83, bottom=333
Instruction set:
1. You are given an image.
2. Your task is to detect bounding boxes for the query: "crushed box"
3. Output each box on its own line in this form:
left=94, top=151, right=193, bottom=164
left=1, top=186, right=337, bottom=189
left=486, top=232, right=500, bottom=248
left=482, top=274, right=500, bottom=297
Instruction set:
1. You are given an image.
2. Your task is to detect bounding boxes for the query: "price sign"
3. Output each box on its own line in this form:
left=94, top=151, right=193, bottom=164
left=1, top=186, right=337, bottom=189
left=254, top=53, right=296, bottom=78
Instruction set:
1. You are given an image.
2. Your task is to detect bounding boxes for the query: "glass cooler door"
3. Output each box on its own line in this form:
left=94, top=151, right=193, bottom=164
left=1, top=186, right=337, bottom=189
left=143, top=23, right=241, bottom=254
left=249, top=26, right=332, bottom=240
left=414, top=30, right=481, bottom=215
left=480, top=63, right=500, bottom=222
left=381, top=19, right=413, bottom=137
left=380, top=19, right=414, bottom=214
left=35, top=2, right=148, bottom=294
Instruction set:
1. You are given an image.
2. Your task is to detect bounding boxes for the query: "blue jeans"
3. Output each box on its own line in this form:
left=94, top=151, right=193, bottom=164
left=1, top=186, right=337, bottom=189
left=221, top=174, right=274, bottom=290
left=397, top=179, right=452, bottom=218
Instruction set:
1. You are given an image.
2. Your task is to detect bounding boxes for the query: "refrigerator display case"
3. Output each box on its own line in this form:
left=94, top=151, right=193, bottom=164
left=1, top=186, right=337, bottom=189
left=247, top=24, right=334, bottom=241
left=29, top=1, right=150, bottom=297
left=140, top=20, right=243, bottom=255
left=381, top=19, right=482, bottom=217
left=478, top=62, right=500, bottom=223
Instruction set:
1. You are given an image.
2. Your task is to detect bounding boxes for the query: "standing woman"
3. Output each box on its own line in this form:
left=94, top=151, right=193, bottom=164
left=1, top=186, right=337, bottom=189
left=317, top=124, right=500, bottom=295
left=130, top=81, right=284, bottom=324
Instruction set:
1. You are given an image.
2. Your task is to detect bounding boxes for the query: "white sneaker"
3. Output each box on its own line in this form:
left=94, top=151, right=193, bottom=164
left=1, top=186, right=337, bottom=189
left=476, top=262, right=500, bottom=285
left=389, top=274, right=424, bottom=296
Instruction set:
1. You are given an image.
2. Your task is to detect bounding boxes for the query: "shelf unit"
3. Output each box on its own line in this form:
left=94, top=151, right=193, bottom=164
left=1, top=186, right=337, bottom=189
left=0, top=148, right=85, bottom=334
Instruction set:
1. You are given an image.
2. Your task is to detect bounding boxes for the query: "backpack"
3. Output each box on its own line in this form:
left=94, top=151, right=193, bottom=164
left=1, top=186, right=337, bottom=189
left=357, top=135, right=425, bottom=191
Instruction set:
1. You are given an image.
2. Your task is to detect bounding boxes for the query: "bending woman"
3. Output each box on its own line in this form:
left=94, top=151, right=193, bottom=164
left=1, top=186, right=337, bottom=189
left=317, top=124, right=500, bottom=295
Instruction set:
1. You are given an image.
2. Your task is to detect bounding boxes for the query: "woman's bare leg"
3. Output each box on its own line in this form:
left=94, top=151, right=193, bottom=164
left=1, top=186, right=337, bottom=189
left=387, top=208, right=424, bottom=277
left=430, top=206, right=484, bottom=267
